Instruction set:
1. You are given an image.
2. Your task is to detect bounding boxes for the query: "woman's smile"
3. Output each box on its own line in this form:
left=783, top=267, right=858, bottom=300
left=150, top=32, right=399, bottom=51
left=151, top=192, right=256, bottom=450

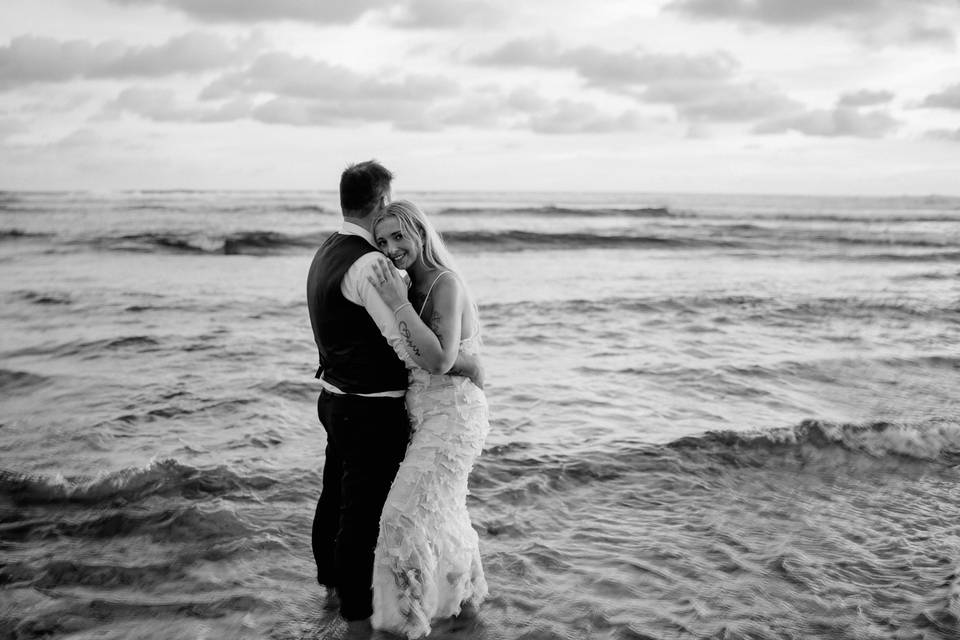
left=389, top=251, right=410, bottom=268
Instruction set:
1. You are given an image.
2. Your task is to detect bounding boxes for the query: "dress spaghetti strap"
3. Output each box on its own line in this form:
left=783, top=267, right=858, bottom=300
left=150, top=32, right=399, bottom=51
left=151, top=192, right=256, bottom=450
left=418, top=270, right=452, bottom=317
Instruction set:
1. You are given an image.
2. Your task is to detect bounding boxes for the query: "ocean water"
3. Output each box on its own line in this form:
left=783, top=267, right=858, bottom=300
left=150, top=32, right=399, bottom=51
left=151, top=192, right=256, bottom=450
left=1, top=190, right=959, bottom=639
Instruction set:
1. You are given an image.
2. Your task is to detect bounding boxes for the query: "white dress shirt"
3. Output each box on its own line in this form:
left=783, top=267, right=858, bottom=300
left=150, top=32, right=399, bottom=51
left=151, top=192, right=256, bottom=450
left=317, top=221, right=408, bottom=398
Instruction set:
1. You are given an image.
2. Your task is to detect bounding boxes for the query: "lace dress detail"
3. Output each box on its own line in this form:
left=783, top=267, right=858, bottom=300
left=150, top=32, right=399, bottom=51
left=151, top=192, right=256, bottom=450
left=371, top=333, right=489, bottom=638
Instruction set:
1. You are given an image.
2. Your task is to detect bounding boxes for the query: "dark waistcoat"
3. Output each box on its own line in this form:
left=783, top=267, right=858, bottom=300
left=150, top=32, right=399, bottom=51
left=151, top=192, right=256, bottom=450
left=307, top=233, right=407, bottom=394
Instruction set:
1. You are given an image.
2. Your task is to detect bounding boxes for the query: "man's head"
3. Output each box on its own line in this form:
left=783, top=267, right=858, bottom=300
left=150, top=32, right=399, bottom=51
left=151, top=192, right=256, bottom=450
left=339, top=160, right=393, bottom=219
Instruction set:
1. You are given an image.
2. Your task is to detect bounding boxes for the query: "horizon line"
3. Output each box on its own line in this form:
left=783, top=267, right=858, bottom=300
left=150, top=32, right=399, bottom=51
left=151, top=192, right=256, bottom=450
left=2, top=188, right=960, bottom=200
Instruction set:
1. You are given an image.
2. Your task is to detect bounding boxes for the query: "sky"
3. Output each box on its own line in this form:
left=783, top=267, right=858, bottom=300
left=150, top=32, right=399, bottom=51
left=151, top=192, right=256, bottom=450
left=1, top=0, right=959, bottom=194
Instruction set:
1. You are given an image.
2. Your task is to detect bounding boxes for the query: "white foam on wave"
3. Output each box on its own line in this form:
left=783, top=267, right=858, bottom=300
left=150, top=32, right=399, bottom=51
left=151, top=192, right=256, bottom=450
left=698, top=419, right=960, bottom=462
left=950, top=569, right=960, bottom=619
left=0, top=459, right=252, bottom=505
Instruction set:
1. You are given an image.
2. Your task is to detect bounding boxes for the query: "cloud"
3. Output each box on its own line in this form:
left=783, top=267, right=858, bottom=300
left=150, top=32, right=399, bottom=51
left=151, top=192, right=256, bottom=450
left=920, top=83, right=960, bottom=109
left=245, top=84, right=645, bottom=134
left=754, top=106, right=900, bottom=137
left=250, top=95, right=431, bottom=128
left=107, top=0, right=386, bottom=23
left=111, top=59, right=645, bottom=135
left=107, top=86, right=253, bottom=122
left=251, top=98, right=349, bottom=127
left=0, top=32, right=258, bottom=89
left=924, top=127, right=960, bottom=141
left=473, top=39, right=798, bottom=123
left=107, top=0, right=498, bottom=27
left=201, top=52, right=458, bottom=102
left=643, top=79, right=800, bottom=122
left=837, top=89, right=895, bottom=107
left=413, top=86, right=646, bottom=133
left=102, top=50, right=460, bottom=128
left=423, top=93, right=517, bottom=129
left=527, top=100, right=643, bottom=134
left=664, top=0, right=957, bottom=47
left=473, top=39, right=736, bottom=89
left=382, top=0, right=503, bottom=28
left=904, top=23, right=958, bottom=46
left=0, top=117, right=28, bottom=141
left=53, top=128, right=106, bottom=149
left=666, top=0, right=883, bottom=25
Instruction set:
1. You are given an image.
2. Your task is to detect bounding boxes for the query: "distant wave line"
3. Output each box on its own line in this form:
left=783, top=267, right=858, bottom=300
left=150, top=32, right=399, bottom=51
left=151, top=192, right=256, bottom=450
left=5, top=225, right=958, bottom=257
left=480, top=294, right=960, bottom=322
left=41, top=229, right=741, bottom=254
left=435, top=205, right=679, bottom=218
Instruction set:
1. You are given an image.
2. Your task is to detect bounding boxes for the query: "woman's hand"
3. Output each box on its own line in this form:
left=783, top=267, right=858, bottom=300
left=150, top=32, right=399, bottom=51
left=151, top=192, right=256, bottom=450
left=368, top=258, right=408, bottom=310
left=450, top=352, right=484, bottom=389
left=467, top=365, right=484, bottom=390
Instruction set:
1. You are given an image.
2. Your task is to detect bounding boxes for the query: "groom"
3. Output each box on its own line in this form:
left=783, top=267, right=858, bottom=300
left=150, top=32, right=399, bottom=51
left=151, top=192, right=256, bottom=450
left=307, top=160, right=410, bottom=626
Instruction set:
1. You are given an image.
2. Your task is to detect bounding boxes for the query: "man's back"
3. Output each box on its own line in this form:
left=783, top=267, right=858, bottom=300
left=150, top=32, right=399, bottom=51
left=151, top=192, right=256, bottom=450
left=307, top=232, right=407, bottom=394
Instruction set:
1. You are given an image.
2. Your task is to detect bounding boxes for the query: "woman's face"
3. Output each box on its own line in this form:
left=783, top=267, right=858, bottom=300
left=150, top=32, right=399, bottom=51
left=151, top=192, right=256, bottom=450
left=374, top=215, right=420, bottom=270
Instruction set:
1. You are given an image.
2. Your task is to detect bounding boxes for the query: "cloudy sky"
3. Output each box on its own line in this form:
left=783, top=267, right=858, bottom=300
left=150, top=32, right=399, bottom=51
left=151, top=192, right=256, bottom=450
left=2, top=0, right=960, bottom=194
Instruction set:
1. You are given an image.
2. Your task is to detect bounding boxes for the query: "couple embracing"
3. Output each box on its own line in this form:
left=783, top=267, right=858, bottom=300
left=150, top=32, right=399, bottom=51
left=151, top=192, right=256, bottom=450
left=307, top=160, right=489, bottom=638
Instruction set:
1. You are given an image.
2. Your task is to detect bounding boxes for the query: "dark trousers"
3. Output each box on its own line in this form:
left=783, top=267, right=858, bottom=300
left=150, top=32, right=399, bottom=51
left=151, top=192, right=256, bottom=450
left=311, top=390, right=410, bottom=621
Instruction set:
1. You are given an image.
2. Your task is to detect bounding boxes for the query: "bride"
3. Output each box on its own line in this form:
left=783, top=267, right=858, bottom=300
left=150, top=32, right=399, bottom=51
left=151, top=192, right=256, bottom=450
left=366, top=200, right=490, bottom=639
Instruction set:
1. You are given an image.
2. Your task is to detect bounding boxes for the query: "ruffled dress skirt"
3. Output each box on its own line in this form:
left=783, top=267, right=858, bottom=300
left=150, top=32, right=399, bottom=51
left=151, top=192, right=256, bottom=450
left=371, top=349, right=490, bottom=639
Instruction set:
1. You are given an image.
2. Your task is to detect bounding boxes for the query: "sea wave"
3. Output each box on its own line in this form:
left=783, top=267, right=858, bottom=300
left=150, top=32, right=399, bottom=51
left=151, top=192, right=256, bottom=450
left=49, top=228, right=739, bottom=254
left=81, top=230, right=324, bottom=255
left=429, top=203, right=960, bottom=224
left=823, top=235, right=954, bottom=248
left=481, top=294, right=960, bottom=324
left=751, top=212, right=960, bottom=223
left=5, top=504, right=256, bottom=542
left=839, top=250, right=960, bottom=262
left=222, top=230, right=320, bottom=254
left=441, top=229, right=734, bottom=250
left=2, top=558, right=185, bottom=589
left=474, top=420, right=960, bottom=495
left=0, top=459, right=277, bottom=506
left=14, top=290, right=72, bottom=305
left=13, top=221, right=960, bottom=257
left=0, top=228, right=51, bottom=240
left=1, top=592, right=271, bottom=638
left=666, top=419, right=960, bottom=465
left=256, top=378, right=318, bottom=401
left=5, top=335, right=165, bottom=359
left=278, top=204, right=327, bottom=214
left=894, top=268, right=960, bottom=282
left=436, top=205, right=679, bottom=218
left=0, top=368, right=49, bottom=393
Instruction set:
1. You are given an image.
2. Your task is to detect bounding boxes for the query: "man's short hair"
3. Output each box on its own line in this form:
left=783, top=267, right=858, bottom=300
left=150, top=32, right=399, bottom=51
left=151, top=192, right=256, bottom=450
left=340, top=160, right=393, bottom=216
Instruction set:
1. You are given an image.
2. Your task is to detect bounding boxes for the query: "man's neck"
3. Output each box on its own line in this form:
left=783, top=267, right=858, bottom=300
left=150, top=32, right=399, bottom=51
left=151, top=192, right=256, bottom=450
left=342, top=214, right=372, bottom=233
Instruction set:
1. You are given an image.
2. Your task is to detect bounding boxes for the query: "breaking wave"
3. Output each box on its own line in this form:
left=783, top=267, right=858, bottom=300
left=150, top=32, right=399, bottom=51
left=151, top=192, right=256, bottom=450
left=0, top=459, right=277, bottom=506
left=666, top=418, right=960, bottom=465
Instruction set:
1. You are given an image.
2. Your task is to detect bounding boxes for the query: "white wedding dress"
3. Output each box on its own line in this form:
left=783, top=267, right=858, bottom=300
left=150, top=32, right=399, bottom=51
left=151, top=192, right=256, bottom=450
left=371, top=326, right=490, bottom=639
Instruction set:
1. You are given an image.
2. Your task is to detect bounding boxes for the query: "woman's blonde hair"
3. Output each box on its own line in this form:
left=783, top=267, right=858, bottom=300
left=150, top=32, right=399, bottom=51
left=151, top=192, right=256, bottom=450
left=375, top=200, right=460, bottom=275
left=377, top=200, right=479, bottom=336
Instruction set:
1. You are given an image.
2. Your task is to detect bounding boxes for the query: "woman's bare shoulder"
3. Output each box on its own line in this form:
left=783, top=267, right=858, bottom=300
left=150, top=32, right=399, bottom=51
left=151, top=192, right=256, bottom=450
left=431, top=271, right=463, bottom=302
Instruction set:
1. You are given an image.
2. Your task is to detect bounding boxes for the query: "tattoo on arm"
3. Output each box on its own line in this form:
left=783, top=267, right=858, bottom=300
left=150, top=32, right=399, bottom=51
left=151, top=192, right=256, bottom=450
left=398, top=321, right=422, bottom=357
left=429, top=310, right=443, bottom=347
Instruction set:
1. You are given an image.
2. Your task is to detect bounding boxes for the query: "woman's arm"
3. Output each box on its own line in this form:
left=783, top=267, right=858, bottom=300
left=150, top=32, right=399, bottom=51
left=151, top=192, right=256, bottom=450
left=369, top=261, right=463, bottom=374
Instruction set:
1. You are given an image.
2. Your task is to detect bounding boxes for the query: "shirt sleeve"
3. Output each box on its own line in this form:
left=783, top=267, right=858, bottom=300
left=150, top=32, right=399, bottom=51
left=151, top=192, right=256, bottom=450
left=341, top=252, right=409, bottom=361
